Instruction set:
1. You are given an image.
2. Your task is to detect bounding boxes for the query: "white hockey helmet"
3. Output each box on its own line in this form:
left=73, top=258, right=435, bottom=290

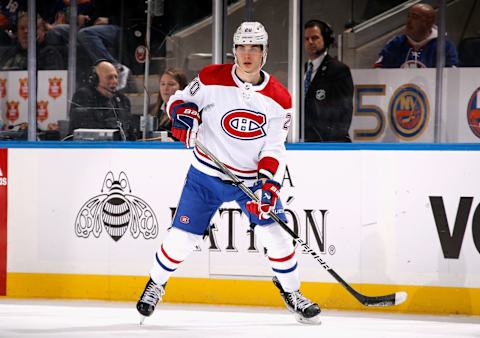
left=233, top=21, right=269, bottom=68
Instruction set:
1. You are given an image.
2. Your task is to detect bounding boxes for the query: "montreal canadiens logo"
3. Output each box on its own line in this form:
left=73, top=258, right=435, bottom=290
left=467, top=87, right=480, bottom=138
left=389, top=84, right=429, bottom=139
left=221, top=109, right=266, bottom=140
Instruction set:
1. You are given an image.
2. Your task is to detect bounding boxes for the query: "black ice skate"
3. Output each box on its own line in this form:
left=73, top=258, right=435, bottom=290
left=136, top=277, right=166, bottom=324
left=272, top=276, right=321, bottom=324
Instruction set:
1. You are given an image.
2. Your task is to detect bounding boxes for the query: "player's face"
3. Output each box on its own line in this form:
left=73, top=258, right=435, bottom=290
left=235, top=44, right=263, bottom=74
left=159, top=73, right=180, bottom=103
left=304, top=26, right=324, bottom=59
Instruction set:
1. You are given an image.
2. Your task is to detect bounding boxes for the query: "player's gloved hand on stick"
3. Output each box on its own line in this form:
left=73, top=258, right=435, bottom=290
left=246, top=179, right=281, bottom=220
left=170, top=102, right=200, bottom=148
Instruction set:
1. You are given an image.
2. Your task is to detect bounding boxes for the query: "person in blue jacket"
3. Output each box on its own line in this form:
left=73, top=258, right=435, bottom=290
left=374, top=3, right=458, bottom=68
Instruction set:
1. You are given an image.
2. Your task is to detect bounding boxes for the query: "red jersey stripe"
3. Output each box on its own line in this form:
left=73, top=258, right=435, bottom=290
left=268, top=251, right=296, bottom=262
left=161, top=245, right=183, bottom=264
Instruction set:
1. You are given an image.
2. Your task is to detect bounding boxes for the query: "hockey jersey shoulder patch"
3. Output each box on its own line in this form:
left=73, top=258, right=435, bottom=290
left=199, top=64, right=236, bottom=87
left=258, top=75, right=292, bottom=110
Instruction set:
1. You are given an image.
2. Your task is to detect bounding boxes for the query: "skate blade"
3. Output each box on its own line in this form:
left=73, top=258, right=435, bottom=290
left=139, top=315, right=146, bottom=325
left=295, top=313, right=321, bottom=325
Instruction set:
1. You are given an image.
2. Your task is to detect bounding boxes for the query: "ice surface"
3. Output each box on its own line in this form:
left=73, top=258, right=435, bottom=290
left=0, top=299, right=478, bottom=338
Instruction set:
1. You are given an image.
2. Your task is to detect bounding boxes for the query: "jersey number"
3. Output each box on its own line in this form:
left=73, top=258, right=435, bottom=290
left=189, top=78, right=200, bottom=96
left=283, top=113, right=292, bottom=130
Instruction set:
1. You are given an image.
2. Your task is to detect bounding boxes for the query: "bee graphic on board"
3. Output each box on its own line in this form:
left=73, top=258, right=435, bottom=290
left=75, top=171, right=158, bottom=241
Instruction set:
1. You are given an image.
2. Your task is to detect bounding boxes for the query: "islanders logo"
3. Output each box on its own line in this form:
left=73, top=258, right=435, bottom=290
left=389, top=84, right=429, bottom=139
left=135, top=45, right=146, bottom=63
left=467, top=87, right=480, bottom=138
left=221, top=109, right=266, bottom=140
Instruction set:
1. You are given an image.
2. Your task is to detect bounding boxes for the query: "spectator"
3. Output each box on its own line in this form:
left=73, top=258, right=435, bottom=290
left=374, top=3, right=458, bottom=68
left=0, top=0, right=27, bottom=45
left=38, top=0, right=93, bottom=47
left=0, top=12, right=64, bottom=70
left=149, top=67, right=188, bottom=134
left=69, top=60, right=137, bottom=140
left=77, top=0, right=131, bottom=90
left=303, top=19, right=353, bottom=142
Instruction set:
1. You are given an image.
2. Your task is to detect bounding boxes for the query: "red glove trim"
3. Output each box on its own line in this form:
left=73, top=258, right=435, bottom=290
left=167, top=100, right=185, bottom=119
left=258, top=156, right=279, bottom=179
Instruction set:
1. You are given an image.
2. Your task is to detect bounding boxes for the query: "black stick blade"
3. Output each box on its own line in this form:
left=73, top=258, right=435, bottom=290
left=361, top=291, right=408, bottom=307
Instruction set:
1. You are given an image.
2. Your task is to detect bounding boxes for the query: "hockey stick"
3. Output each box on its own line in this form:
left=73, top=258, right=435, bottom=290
left=195, top=141, right=407, bottom=307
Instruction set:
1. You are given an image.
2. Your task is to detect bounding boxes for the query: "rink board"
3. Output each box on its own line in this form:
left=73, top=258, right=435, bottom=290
left=349, top=68, right=480, bottom=143
left=1, top=144, right=480, bottom=315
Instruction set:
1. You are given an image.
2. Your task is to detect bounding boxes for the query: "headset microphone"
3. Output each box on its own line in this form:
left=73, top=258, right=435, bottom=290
left=99, top=85, right=116, bottom=95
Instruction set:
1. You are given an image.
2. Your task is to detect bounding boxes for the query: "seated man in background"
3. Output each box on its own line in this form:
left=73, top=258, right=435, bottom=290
left=0, top=12, right=64, bottom=70
left=374, top=3, right=458, bottom=68
left=77, top=0, right=130, bottom=90
left=38, top=0, right=93, bottom=46
left=69, top=60, right=137, bottom=141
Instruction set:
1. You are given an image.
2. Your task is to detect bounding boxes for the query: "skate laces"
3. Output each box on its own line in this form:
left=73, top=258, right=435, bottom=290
left=141, top=281, right=164, bottom=306
left=286, top=290, right=313, bottom=311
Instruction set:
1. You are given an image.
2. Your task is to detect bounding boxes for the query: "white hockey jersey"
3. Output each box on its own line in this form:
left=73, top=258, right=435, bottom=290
left=167, top=64, right=292, bottom=184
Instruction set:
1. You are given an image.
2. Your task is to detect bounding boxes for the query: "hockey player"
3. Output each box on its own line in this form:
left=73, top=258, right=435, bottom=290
left=136, top=21, right=321, bottom=325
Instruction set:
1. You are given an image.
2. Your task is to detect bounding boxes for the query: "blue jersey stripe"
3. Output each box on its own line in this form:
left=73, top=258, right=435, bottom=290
left=156, top=252, right=176, bottom=272
left=193, top=152, right=257, bottom=180
left=272, top=263, right=298, bottom=274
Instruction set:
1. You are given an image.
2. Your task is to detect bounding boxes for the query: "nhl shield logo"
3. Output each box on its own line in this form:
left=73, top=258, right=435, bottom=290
left=315, top=89, right=326, bottom=101
left=19, top=78, right=28, bottom=100
left=37, top=100, right=49, bottom=122
left=0, top=78, right=6, bottom=98
left=48, top=77, right=62, bottom=99
left=6, top=101, right=19, bottom=122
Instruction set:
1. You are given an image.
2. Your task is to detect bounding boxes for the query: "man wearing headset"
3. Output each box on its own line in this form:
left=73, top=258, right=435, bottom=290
left=136, top=21, right=321, bottom=325
left=303, top=19, right=354, bottom=142
left=68, top=60, right=136, bottom=140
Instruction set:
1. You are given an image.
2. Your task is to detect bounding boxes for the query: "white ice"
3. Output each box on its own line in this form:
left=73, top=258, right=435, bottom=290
left=0, top=299, right=478, bottom=338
